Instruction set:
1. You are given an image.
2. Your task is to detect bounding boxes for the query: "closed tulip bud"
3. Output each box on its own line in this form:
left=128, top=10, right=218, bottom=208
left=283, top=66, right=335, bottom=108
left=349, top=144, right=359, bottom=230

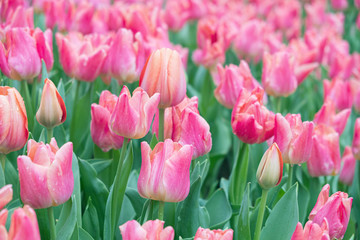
left=18, top=138, right=73, bottom=209
left=36, top=78, right=66, bottom=129
left=120, top=220, right=174, bottom=240
left=256, top=143, right=283, bottom=189
left=110, top=86, right=160, bottom=139
left=339, top=147, right=356, bottom=186
left=91, top=90, right=124, bottom=152
left=352, top=118, right=360, bottom=159
left=291, top=220, right=330, bottom=240
left=307, top=124, right=341, bottom=177
left=194, top=227, right=234, bottom=240
left=309, top=184, right=352, bottom=239
left=138, top=139, right=193, bottom=202
left=0, top=86, right=28, bottom=154
left=7, top=205, right=41, bottom=240
left=0, top=185, right=12, bottom=210
left=140, top=48, right=187, bottom=108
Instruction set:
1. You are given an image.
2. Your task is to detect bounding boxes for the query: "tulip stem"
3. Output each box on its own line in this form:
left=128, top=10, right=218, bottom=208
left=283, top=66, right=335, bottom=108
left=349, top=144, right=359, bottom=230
left=287, top=165, right=293, bottom=191
left=47, top=207, right=56, bottom=240
left=158, top=108, right=165, bottom=142
left=21, top=81, right=34, bottom=131
left=47, top=128, right=53, bottom=143
left=158, top=201, right=165, bottom=220
left=254, top=188, right=269, bottom=240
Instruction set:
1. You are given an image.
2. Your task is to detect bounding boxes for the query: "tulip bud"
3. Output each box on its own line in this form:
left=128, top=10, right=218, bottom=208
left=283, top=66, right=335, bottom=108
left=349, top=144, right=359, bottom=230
left=291, top=220, right=330, bottom=240
left=256, top=143, right=283, bottom=189
left=339, top=147, right=356, bottom=186
left=138, top=139, right=193, bottom=202
left=36, top=78, right=66, bottom=129
left=140, top=48, right=187, bottom=108
left=18, top=138, right=74, bottom=209
left=0, top=86, right=28, bottom=154
left=352, top=118, right=360, bottom=159
left=0, top=185, right=13, bottom=210
left=120, top=220, right=174, bottom=240
left=7, top=205, right=41, bottom=240
left=194, top=227, right=234, bottom=240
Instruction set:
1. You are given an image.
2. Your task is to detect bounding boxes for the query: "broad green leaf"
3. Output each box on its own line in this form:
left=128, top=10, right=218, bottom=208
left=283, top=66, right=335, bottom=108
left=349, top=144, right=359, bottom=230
left=72, top=153, right=82, bottom=227
left=41, top=59, right=49, bottom=82
left=149, top=133, right=159, bottom=148
left=205, top=189, right=232, bottom=229
left=298, top=184, right=310, bottom=224
left=79, top=227, right=95, bottom=240
left=0, top=161, right=5, bottom=188
left=83, top=198, right=100, bottom=240
left=125, top=187, right=146, bottom=218
left=56, top=196, right=77, bottom=240
left=236, top=183, right=251, bottom=240
left=260, top=184, right=299, bottom=240
left=35, top=209, right=50, bottom=239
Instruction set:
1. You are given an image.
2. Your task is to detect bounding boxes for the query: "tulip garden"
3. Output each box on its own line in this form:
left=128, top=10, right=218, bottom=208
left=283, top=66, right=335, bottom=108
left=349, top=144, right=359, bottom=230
left=1, top=0, right=360, bottom=239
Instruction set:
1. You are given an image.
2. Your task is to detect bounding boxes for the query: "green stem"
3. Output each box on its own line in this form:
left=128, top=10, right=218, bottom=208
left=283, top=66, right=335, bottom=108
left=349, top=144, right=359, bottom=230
left=0, top=154, right=6, bottom=183
left=47, top=128, right=53, bottom=143
left=287, top=165, right=293, bottom=191
left=158, top=108, right=165, bottom=142
left=158, top=201, right=165, bottom=221
left=47, top=207, right=56, bottom=240
left=254, top=189, right=269, bottom=240
left=21, top=80, right=34, bottom=131
left=276, top=97, right=282, bottom=114
left=148, top=200, right=154, bottom=220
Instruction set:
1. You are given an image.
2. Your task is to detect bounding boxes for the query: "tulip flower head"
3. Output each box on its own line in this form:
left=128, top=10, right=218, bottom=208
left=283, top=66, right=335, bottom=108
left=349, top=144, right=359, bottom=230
left=36, top=78, right=66, bottom=129
left=194, top=227, right=234, bottom=240
left=138, top=139, right=193, bottom=202
left=18, top=138, right=74, bottom=209
left=352, top=118, right=360, bottom=159
left=291, top=219, right=330, bottom=240
left=120, top=219, right=174, bottom=240
left=256, top=143, right=283, bottom=189
left=0, top=185, right=12, bottom=210
left=0, top=86, right=28, bottom=154
left=339, top=147, right=356, bottom=186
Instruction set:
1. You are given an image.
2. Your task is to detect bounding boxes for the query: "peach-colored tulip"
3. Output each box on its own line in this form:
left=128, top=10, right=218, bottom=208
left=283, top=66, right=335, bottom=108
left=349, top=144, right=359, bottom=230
left=323, top=78, right=352, bottom=111
left=110, top=86, right=160, bottom=139
left=138, top=139, right=193, bottom=202
left=0, top=185, right=12, bottom=210
left=313, top=101, right=350, bottom=136
left=256, top=143, right=283, bottom=189
left=194, top=227, right=233, bottom=240
left=0, top=86, right=28, bottom=154
left=273, top=114, right=314, bottom=165
left=91, top=90, right=124, bottom=152
left=307, top=124, right=341, bottom=177
left=120, top=220, right=174, bottom=240
left=339, top=147, right=356, bottom=186
left=309, top=184, right=352, bottom=239
left=36, top=78, right=66, bottom=129
left=140, top=48, right=186, bottom=108
left=231, top=87, right=275, bottom=144
left=352, top=118, right=360, bottom=159
left=7, top=205, right=41, bottom=240
left=291, top=220, right=330, bottom=240
left=18, top=138, right=73, bottom=209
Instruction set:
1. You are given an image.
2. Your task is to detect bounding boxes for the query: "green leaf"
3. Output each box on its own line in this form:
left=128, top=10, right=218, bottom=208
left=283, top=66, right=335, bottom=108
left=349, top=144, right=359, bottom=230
left=79, top=227, right=95, bottom=240
left=260, top=183, right=299, bottom=240
left=205, top=189, right=232, bottom=229
left=236, top=183, right=251, bottom=240
left=125, top=187, right=146, bottom=219
left=149, top=133, right=159, bottom=149
left=35, top=209, right=50, bottom=240
left=72, top=153, right=82, bottom=227
left=298, top=183, right=310, bottom=224
left=83, top=198, right=100, bottom=240
left=56, top=196, right=77, bottom=240
left=41, top=59, right=49, bottom=82
left=0, top=161, right=5, bottom=188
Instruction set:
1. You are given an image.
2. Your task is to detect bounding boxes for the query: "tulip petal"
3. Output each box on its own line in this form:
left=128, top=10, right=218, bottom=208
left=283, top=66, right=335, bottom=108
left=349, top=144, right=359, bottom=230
left=119, top=220, right=147, bottom=240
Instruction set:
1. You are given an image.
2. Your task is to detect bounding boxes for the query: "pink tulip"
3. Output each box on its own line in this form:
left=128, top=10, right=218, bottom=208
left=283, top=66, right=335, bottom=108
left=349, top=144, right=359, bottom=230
left=110, top=86, right=160, bottom=139
left=140, top=48, right=187, bottom=108
left=194, top=227, right=233, bottom=240
left=231, top=87, right=275, bottom=144
left=120, top=219, right=174, bottom=240
left=352, top=118, right=360, bottom=159
left=213, top=61, right=262, bottom=108
left=43, top=0, right=74, bottom=32
left=350, top=78, right=360, bottom=112
left=18, top=138, right=74, bottom=209
left=339, top=147, right=356, bottom=186
left=0, top=86, right=28, bottom=154
left=56, top=32, right=107, bottom=82
left=6, top=205, right=41, bottom=240
left=0, top=0, right=27, bottom=22
left=307, top=124, right=341, bottom=177
left=313, top=101, right=351, bottom=136
left=309, top=184, right=353, bottom=239
left=0, top=6, right=34, bottom=33
left=138, top=139, right=193, bottom=202
left=356, top=0, right=360, bottom=8
left=91, top=90, right=124, bottom=152
left=357, top=13, right=360, bottom=30
left=323, top=78, right=352, bottom=111
left=291, top=220, right=330, bottom=240
left=262, top=51, right=298, bottom=97
left=331, top=0, right=348, bottom=10
left=102, top=28, right=145, bottom=83
left=36, top=78, right=66, bottom=129
left=0, top=185, right=12, bottom=210
left=273, top=114, right=314, bottom=165
left=33, top=28, right=54, bottom=73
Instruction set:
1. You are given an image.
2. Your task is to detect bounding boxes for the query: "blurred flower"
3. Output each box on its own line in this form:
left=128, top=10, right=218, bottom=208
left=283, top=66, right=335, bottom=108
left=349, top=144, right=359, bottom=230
left=272, top=114, right=314, bottom=165
left=120, top=219, right=174, bottom=240
left=307, top=124, right=341, bottom=177
left=194, top=227, right=233, bottom=240
left=140, top=48, right=186, bottom=108
left=309, top=184, right=352, bottom=239
left=339, top=147, right=356, bottom=186
left=110, top=86, right=160, bottom=139
left=331, top=0, right=348, bottom=10
left=323, top=78, right=352, bottom=111
left=0, top=185, right=12, bottom=210
left=91, top=90, right=124, bottom=152
left=256, top=143, right=283, bottom=189
left=0, top=86, right=28, bottom=155
left=0, top=6, right=33, bottom=40
left=18, top=138, right=73, bottom=209
left=291, top=219, right=330, bottom=240
left=36, top=78, right=66, bottom=129
left=231, top=87, right=275, bottom=144
left=43, top=0, right=74, bottom=32
left=138, top=139, right=193, bottom=202
left=352, top=118, right=360, bottom=159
